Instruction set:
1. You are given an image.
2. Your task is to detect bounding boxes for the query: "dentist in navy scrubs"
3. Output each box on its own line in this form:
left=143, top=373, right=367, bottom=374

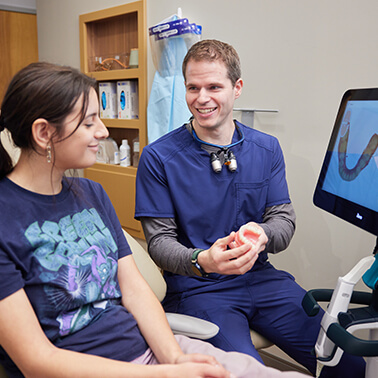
left=135, top=39, right=366, bottom=377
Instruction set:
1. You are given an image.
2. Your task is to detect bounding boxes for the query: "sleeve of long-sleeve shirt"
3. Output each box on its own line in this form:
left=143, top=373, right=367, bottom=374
left=140, top=217, right=196, bottom=276
left=140, top=202, right=296, bottom=276
left=260, top=202, right=296, bottom=253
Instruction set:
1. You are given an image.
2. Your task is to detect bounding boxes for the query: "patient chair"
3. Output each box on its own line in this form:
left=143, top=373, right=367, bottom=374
left=123, top=229, right=220, bottom=340
left=124, top=229, right=273, bottom=349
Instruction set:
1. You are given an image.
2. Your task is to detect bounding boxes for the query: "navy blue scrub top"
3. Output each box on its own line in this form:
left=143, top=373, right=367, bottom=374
left=135, top=121, right=291, bottom=292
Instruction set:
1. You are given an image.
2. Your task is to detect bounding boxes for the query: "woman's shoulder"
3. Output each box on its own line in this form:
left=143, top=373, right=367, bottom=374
left=64, top=176, right=108, bottom=202
left=66, top=176, right=103, bottom=191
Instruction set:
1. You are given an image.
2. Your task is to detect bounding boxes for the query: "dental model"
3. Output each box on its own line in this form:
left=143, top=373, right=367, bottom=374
left=234, top=224, right=262, bottom=247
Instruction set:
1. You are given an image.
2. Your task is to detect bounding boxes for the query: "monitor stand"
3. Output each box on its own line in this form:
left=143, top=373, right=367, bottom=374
left=302, top=249, right=378, bottom=378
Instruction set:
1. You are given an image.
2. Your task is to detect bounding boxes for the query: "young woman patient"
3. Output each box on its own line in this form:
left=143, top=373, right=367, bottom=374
left=0, top=62, right=307, bottom=378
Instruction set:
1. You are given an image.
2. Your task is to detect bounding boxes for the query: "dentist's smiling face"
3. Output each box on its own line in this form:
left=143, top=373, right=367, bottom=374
left=185, top=59, right=242, bottom=134
left=53, top=88, right=109, bottom=171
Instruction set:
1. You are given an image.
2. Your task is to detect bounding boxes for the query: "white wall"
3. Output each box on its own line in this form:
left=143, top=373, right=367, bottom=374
left=36, top=0, right=378, bottom=293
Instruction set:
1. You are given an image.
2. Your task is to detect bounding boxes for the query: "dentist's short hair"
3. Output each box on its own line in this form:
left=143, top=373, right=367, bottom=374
left=182, top=39, right=241, bottom=87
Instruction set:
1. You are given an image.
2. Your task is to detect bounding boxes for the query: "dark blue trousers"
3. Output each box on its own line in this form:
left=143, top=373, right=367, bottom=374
left=163, top=262, right=365, bottom=377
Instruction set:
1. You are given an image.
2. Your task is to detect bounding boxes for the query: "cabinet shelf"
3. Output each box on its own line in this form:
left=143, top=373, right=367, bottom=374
left=102, top=118, right=141, bottom=129
left=88, top=68, right=141, bottom=81
left=80, top=0, right=146, bottom=239
left=90, top=162, right=138, bottom=174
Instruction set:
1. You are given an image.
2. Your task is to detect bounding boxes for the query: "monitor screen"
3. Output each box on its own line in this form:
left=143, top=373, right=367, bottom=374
left=313, top=88, right=378, bottom=236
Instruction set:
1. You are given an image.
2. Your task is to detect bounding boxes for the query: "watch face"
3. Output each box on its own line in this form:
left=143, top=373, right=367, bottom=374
left=192, top=265, right=202, bottom=276
left=191, top=262, right=202, bottom=276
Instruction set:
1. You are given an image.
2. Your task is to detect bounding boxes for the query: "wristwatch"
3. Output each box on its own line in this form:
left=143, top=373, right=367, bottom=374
left=191, top=248, right=207, bottom=277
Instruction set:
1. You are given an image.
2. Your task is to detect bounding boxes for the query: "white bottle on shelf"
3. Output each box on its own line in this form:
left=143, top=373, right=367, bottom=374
left=119, top=139, right=131, bottom=167
left=132, top=137, right=139, bottom=167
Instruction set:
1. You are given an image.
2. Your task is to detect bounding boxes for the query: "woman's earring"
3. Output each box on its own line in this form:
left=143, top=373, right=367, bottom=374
left=46, top=145, right=52, bottom=163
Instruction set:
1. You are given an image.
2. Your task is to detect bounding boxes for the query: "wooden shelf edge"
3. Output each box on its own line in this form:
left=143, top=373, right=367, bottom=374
left=101, top=118, right=141, bottom=129
left=86, top=68, right=141, bottom=81
left=85, top=163, right=138, bottom=175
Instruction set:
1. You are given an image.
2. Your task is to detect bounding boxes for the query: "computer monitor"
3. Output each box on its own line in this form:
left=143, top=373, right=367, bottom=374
left=313, top=88, right=378, bottom=236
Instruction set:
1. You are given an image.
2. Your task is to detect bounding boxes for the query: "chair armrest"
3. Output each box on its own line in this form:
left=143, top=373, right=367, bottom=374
left=165, top=313, right=219, bottom=340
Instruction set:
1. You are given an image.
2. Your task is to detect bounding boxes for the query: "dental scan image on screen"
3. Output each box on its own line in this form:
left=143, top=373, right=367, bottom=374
left=322, top=100, right=378, bottom=212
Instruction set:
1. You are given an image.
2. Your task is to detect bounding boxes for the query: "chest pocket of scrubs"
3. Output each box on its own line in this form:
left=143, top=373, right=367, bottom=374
left=235, top=181, right=269, bottom=227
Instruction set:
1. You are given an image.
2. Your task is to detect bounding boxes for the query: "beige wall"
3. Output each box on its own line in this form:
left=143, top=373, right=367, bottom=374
left=36, top=0, right=377, bottom=294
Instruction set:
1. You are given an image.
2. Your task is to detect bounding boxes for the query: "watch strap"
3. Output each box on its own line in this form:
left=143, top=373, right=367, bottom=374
left=191, top=248, right=204, bottom=263
left=191, top=248, right=206, bottom=277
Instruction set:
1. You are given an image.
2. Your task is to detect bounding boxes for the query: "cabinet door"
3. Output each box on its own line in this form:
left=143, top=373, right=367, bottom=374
left=0, top=10, right=38, bottom=103
left=85, top=166, right=143, bottom=237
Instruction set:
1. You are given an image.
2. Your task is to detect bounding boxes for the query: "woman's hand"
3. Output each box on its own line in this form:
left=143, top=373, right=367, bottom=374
left=175, top=352, right=222, bottom=366
left=168, top=353, right=233, bottom=378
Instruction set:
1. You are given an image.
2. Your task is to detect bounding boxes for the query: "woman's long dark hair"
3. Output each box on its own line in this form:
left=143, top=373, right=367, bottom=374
left=0, top=62, right=97, bottom=179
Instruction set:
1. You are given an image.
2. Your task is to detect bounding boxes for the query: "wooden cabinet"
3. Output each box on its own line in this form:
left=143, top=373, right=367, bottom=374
left=79, top=0, right=146, bottom=238
left=0, top=10, right=38, bottom=103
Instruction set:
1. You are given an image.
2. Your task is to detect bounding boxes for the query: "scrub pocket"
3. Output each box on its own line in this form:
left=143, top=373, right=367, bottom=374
left=235, top=181, right=268, bottom=227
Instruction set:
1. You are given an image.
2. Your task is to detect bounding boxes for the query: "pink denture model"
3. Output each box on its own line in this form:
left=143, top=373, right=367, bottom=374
left=234, top=224, right=261, bottom=247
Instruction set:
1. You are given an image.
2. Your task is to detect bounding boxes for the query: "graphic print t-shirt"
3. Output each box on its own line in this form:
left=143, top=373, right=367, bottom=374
left=0, top=177, right=148, bottom=373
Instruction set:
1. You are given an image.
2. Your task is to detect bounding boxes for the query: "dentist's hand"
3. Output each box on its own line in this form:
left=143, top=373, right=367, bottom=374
left=230, top=222, right=268, bottom=255
left=197, top=223, right=267, bottom=276
left=197, top=228, right=265, bottom=276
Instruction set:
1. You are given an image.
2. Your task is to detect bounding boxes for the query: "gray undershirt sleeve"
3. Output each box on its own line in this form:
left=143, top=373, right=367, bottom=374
left=140, top=217, right=195, bottom=276
left=260, top=202, right=296, bottom=253
left=140, top=202, right=296, bottom=276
